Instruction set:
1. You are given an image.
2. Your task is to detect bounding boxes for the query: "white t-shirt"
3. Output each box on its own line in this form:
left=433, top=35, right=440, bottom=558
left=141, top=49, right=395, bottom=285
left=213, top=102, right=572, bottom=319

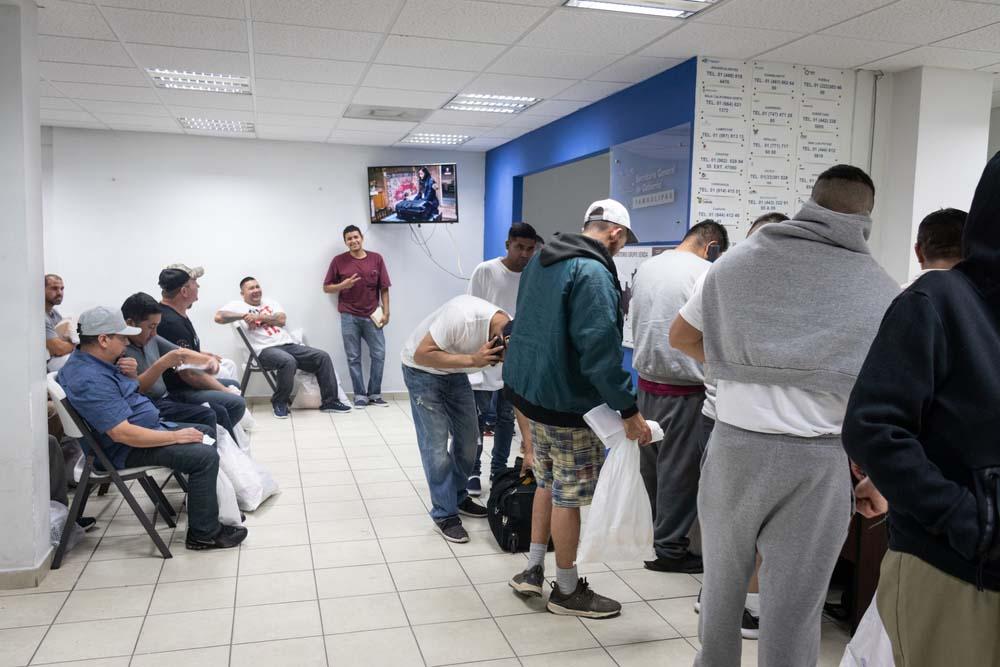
left=678, top=272, right=845, bottom=436
left=401, top=295, right=505, bottom=375
left=467, top=258, right=521, bottom=391
left=221, top=297, right=295, bottom=352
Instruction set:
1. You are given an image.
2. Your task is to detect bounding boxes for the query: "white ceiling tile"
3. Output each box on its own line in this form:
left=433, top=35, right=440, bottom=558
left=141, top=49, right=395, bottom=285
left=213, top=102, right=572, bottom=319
left=519, top=8, right=681, bottom=54
left=42, top=120, right=107, bottom=130
left=251, top=0, right=403, bottom=31
left=554, top=80, right=628, bottom=102
left=255, top=125, right=331, bottom=142
left=253, top=22, right=382, bottom=61
left=423, top=109, right=507, bottom=127
left=39, top=80, right=65, bottom=97
left=462, top=72, right=575, bottom=98
left=363, top=64, right=476, bottom=93
left=128, top=44, right=251, bottom=77
left=167, top=106, right=255, bottom=122
left=823, top=0, right=1000, bottom=45
left=53, top=82, right=161, bottom=103
left=934, top=22, right=1000, bottom=52
left=862, top=46, right=1000, bottom=70
left=351, top=87, right=453, bottom=109
left=694, top=0, right=897, bottom=33
left=521, top=99, right=588, bottom=116
left=390, top=0, right=548, bottom=44
left=336, top=118, right=418, bottom=133
left=39, top=36, right=133, bottom=67
left=158, top=88, right=253, bottom=110
left=255, top=112, right=338, bottom=127
left=376, top=35, right=505, bottom=71
left=489, top=47, right=618, bottom=79
left=40, top=97, right=81, bottom=110
left=77, top=99, right=169, bottom=117
left=256, top=98, right=346, bottom=117
left=758, top=34, right=915, bottom=69
left=111, top=124, right=184, bottom=134
left=39, top=62, right=149, bottom=87
left=40, top=109, right=100, bottom=123
left=457, top=137, right=507, bottom=150
left=97, top=115, right=182, bottom=130
left=254, top=54, right=367, bottom=85
left=38, top=1, right=116, bottom=40
left=102, top=7, right=248, bottom=51
left=100, top=0, right=246, bottom=19
left=254, top=79, right=355, bottom=102
left=488, top=0, right=562, bottom=5
left=482, top=125, right=530, bottom=139
left=183, top=129, right=255, bottom=139
left=412, top=123, right=485, bottom=137
left=328, top=129, right=406, bottom=146
left=590, top=56, right=684, bottom=84
left=502, top=112, right=560, bottom=128
left=642, top=24, right=801, bottom=61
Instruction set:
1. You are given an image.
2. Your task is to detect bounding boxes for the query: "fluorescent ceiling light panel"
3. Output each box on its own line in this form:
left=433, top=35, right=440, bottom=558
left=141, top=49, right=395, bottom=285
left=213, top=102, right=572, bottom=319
left=444, top=93, right=539, bottom=114
left=563, top=0, right=713, bottom=18
left=178, top=117, right=255, bottom=133
left=148, top=68, right=251, bottom=95
left=401, top=133, right=471, bottom=145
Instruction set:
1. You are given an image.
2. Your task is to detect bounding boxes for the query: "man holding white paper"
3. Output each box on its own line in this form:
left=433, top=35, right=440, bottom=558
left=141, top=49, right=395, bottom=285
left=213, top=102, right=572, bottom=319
left=323, top=225, right=392, bottom=409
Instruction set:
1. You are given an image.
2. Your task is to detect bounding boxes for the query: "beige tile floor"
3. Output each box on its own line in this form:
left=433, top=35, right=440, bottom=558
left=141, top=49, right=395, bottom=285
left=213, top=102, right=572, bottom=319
left=1, top=400, right=851, bottom=666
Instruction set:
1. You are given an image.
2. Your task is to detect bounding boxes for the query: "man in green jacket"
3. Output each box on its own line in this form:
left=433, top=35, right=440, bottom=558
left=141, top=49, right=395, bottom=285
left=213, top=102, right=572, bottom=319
left=504, top=199, right=652, bottom=618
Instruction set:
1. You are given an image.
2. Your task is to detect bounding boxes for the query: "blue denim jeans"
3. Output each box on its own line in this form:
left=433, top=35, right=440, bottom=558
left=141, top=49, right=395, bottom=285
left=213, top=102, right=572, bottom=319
left=169, top=378, right=245, bottom=441
left=341, top=313, right=386, bottom=401
left=402, top=365, right=478, bottom=522
left=473, top=389, right=515, bottom=478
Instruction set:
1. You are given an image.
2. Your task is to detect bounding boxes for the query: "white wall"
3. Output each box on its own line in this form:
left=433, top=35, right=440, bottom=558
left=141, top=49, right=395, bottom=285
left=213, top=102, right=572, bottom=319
left=989, top=106, right=1000, bottom=159
left=44, top=128, right=486, bottom=394
left=521, top=152, right=610, bottom=242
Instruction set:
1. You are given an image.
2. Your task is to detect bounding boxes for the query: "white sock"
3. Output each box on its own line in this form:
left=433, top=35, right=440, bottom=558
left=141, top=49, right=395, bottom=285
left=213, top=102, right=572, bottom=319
left=556, top=565, right=578, bottom=595
left=745, top=592, right=760, bottom=616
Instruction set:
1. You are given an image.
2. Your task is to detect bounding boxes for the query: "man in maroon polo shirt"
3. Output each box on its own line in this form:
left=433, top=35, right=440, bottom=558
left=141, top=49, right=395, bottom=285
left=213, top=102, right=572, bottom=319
left=323, top=225, right=392, bottom=408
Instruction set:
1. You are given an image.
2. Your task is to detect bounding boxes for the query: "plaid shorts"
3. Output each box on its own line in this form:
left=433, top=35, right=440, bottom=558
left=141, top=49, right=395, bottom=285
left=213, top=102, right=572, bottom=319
left=530, top=421, right=604, bottom=508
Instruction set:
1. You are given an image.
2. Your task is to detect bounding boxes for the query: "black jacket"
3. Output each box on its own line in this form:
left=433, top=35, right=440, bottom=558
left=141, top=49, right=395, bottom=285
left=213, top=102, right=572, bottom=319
left=843, top=151, right=1000, bottom=590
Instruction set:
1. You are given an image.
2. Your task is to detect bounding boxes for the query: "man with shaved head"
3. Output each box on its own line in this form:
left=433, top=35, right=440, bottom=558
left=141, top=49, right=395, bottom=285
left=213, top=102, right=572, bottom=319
left=683, top=165, right=899, bottom=666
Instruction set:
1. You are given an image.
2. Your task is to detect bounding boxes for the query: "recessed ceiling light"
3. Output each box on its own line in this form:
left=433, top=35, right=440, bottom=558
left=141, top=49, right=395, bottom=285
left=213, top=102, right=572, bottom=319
left=177, top=117, right=255, bottom=133
left=444, top=93, right=540, bottom=114
left=563, top=0, right=714, bottom=18
left=400, top=133, right=471, bottom=146
left=148, top=68, right=251, bottom=95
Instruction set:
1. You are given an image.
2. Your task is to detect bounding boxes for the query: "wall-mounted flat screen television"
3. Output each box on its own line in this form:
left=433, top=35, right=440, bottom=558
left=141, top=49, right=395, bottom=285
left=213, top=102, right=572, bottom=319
left=368, top=163, right=458, bottom=224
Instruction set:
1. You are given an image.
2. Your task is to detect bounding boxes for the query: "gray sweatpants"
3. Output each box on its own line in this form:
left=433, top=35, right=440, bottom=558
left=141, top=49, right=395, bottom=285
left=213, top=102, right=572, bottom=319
left=694, top=422, right=852, bottom=667
left=637, top=390, right=706, bottom=560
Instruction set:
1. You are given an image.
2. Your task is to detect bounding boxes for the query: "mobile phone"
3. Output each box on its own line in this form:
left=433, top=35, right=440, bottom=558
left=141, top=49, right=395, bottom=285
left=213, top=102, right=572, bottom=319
left=488, top=335, right=506, bottom=366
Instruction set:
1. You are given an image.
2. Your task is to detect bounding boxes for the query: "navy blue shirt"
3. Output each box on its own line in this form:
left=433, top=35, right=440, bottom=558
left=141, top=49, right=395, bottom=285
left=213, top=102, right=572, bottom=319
left=57, top=350, right=163, bottom=469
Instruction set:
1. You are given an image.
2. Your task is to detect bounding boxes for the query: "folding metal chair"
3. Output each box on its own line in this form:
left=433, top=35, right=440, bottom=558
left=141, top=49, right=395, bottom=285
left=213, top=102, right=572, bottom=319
left=46, top=373, right=178, bottom=568
left=232, top=323, right=279, bottom=396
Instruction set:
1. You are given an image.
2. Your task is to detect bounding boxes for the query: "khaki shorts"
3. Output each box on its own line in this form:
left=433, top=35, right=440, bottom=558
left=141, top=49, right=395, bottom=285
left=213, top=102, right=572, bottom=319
left=530, top=421, right=604, bottom=508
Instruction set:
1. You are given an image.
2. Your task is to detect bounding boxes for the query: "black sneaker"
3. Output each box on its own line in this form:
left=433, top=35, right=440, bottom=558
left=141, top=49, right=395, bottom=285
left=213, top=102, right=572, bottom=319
left=644, top=552, right=703, bottom=574
left=435, top=517, right=469, bottom=543
left=76, top=517, right=97, bottom=532
left=273, top=404, right=290, bottom=419
left=466, top=476, right=482, bottom=497
left=741, top=609, right=760, bottom=640
left=546, top=578, right=621, bottom=619
left=509, top=565, right=545, bottom=597
left=369, top=397, right=390, bottom=408
left=457, top=497, right=488, bottom=518
left=185, top=525, right=248, bottom=550
left=320, top=401, right=352, bottom=413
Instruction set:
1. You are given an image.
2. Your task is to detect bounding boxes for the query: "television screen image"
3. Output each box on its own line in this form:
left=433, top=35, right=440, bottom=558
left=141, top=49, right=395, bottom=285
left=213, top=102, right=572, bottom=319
left=368, top=163, right=458, bottom=224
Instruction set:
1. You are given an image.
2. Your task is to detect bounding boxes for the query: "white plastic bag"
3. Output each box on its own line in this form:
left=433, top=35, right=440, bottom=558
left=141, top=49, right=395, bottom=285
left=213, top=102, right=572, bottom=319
left=291, top=373, right=323, bottom=409
left=233, top=422, right=252, bottom=454
left=216, top=469, right=243, bottom=527
left=577, top=404, right=661, bottom=564
left=216, top=357, right=239, bottom=382
left=840, top=597, right=895, bottom=667
left=49, top=501, right=84, bottom=550
left=215, top=426, right=279, bottom=511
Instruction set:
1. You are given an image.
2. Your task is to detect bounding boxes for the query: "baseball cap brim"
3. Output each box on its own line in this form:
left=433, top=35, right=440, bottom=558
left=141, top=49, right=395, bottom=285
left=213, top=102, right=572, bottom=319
left=625, top=228, right=639, bottom=245
left=118, top=325, right=142, bottom=336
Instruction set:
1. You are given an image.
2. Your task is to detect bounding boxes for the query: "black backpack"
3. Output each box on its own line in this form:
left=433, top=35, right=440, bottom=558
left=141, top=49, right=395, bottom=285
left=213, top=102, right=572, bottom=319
left=487, top=458, right=553, bottom=553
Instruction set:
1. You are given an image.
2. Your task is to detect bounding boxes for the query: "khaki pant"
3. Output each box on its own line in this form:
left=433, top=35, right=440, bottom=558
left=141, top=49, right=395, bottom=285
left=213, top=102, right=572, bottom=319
left=877, top=550, right=1000, bottom=667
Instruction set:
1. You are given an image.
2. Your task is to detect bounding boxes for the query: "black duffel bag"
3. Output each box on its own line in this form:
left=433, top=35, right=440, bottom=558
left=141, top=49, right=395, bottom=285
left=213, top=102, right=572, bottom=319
left=487, top=457, right=553, bottom=554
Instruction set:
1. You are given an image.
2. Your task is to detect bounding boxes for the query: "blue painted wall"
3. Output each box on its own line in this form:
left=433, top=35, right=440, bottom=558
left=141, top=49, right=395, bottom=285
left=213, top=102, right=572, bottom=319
left=483, top=57, right=698, bottom=259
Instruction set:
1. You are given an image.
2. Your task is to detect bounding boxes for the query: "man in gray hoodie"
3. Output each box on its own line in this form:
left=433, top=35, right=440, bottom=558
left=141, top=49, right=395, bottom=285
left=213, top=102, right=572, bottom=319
left=681, top=165, right=899, bottom=666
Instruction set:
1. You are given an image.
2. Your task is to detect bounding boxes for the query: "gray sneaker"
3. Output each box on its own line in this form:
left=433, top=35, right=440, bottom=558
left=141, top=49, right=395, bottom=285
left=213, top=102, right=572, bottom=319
left=546, top=578, right=621, bottom=619
left=509, top=565, right=544, bottom=597
left=434, top=517, right=469, bottom=543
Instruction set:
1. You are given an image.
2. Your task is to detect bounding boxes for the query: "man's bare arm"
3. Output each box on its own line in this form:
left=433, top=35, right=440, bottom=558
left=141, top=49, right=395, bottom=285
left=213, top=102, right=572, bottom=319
left=669, top=313, right=705, bottom=363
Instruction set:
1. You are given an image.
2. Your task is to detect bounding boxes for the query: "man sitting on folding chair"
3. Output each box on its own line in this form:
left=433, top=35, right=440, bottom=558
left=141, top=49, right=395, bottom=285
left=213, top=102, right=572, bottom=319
left=58, top=306, right=248, bottom=551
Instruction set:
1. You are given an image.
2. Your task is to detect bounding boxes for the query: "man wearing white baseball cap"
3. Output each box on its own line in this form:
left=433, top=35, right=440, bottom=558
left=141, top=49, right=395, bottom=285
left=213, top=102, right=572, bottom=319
left=58, top=306, right=248, bottom=550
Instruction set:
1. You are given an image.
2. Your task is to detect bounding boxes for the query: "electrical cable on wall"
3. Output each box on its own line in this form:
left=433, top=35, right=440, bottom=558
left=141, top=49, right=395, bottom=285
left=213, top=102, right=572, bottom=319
left=408, top=223, right=468, bottom=281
